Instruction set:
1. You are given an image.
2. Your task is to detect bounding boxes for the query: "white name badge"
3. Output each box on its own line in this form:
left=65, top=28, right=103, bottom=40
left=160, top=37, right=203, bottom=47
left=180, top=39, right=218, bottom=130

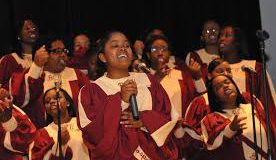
left=133, top=146, right=151, bottom=160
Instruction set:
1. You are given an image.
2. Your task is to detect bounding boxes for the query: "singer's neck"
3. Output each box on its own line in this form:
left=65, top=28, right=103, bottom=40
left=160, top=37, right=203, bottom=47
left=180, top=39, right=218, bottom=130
left=106, top=68, right=129, bottom=79
left=223, top=52, right=242, bottom=64
left=53, top=112, right=71, bottom=125
left=205, top=44, right=219, bottom=55
left=21, top=42, right=33, bottom=55
left=44, top=65, right=65, bottom=73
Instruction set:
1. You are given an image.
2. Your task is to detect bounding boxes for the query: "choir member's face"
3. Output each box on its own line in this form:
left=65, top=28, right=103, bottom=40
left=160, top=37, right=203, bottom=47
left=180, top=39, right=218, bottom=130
left=150, top=29, right=164, bottom=37
left=212, top=75, right=238, bottom=104
left=88, top=54, right=98, bottom=73
left=149, top=39, right=170, bottom=67
left=74, top=34, right=90, bottom=52
left=209, top=61, right=232, bottom=79
left=20, top=20, right=39, bottom=44
left=47, top=40, right=68, bottom=72
left=99, top=32, right=133, bottom=70
left=202, top=21, right=220, bottom=45
left=219, top=26, right=237, bottom=54
left=44, top=89, right=69, bottom=117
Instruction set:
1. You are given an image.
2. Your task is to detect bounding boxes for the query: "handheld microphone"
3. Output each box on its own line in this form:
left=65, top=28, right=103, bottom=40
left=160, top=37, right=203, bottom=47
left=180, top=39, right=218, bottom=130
left=130, top=94, right=139, bottom=120
left=54, top=78, right=62, bottom=99
left=241, top=65, right=256, bottom=74
left=137, top=63, right=151, bottom=73
left=60, top=59, right=66, bottom=66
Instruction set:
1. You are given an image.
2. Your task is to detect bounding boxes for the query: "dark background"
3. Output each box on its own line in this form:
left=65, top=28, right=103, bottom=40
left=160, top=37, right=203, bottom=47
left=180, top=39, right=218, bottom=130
left=0, top=0, right=262, bottom=60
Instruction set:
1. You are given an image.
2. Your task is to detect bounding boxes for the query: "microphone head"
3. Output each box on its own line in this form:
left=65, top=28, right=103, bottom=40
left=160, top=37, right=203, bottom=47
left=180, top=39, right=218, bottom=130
left=241, top=65, right=256, bottom=73
left=60, top=59, right=66, bottom=66
left=241, top=65, right=246, bottom=71
left=137, top=63, right=151, bottom=73
left=256, top=30, right=269, bottom=41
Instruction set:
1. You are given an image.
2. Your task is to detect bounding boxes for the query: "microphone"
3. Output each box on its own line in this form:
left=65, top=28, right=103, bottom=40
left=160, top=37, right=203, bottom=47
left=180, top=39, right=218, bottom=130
left=60, top=59, right=66, bottom=65
left=241, top=65, right=256, bottom=74
left=130, top=94, right=139, bottom=120
left=137, top=63, right=151, bottom=73
left=256, top=30, right=270, bottom=41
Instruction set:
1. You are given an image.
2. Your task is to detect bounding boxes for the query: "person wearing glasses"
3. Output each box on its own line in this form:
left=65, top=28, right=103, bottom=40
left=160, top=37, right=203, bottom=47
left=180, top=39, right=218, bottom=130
left=144, top=34, right=202, bottom=159
left=185, top=20, right=220, bottom=67
left=0, top=18, right=39, bottom=90
left=184, top=20, right=221, bottom=94
left=9, top=36, right=89, bottom=128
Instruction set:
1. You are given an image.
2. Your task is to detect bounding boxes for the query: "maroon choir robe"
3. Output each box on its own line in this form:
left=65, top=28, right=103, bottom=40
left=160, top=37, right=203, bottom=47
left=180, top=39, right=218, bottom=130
left=185, top=92, right=275, bottom=135
left=30, top=118, right=89, bottom=160
left=201, top=99, right=276, bottom=160
left=67, top=56, right=89, bottom=75
left=230, top=60, right=276, bottom=120
left=77, top=72, right=179, bottom=160
left=0, top=105, right=36, bottom=160
left=160, top=68, right=199, bottom=120
left=185, top=49, right=220, bottom=67
left=0, top=53, right=32, bottom=89
left=9, top=63, right=90, bottom=128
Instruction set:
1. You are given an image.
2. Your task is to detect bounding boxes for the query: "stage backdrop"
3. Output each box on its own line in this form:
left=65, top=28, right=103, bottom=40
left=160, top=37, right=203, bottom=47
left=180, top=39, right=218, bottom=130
left=259, top=0, right=276, bottom=85
left=0, top=0, right=262, bottom=62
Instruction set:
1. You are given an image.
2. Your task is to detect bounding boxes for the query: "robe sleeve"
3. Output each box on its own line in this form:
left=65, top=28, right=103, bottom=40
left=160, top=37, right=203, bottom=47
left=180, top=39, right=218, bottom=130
left=77, top=83, right=127, bottom=159
left=185, top=51, right=204, bottom=66
left=0, top=55, right=20, bottom=90
left=201, top=113, right=237, bottom=150
left=184, top=95, right=211, bottom=134
left=140, top=74, right=179, bottom=159
left=1, top=105, right=36, bottom=154
left=31, top=129, right=73, bottom=160
left=9, top=63, right=44, bottom=108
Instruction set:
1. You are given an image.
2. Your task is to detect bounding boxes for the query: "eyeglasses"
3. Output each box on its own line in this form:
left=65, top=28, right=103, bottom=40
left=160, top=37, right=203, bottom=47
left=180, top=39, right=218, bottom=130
left=205, top=28, right=218, bottom=34
left=151, top=47, right=168, bottom=53
left=49, top=48, right=69, bottom=54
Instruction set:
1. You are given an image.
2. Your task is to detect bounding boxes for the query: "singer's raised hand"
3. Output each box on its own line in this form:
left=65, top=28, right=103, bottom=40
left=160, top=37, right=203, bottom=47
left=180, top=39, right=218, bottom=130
left=187, top=58, right=202, bottom=80
left=229, top=114, right=247, bottom=131
left=120, top=111, right=143, bottom=128
left=120, top=79, right=138, bottom=103
left=34, top=45, right=49, bottom=67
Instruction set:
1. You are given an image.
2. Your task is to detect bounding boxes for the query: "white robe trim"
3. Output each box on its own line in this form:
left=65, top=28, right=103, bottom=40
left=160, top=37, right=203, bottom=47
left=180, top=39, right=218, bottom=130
left=151, top=119, right=178, bottom=147
left=160, top=69, right=183, bottom=119
left=45, top=118, right=90, bottom=160
left=231, top=60, right=256, bottom=93
left=78, top=86, right=92, bottom=128
left=133, top=145, right=151, bottom=160
left=94, top=72, right=152, bottom=112
left=185, top=49, right=219, bottom=66
left=43, top=67, right=77, bottom=98
left=201, top=104, right=268, bottom=159
left=184, top=93, right=209, bottom=119
left=11, top=53, right=32, bottom=69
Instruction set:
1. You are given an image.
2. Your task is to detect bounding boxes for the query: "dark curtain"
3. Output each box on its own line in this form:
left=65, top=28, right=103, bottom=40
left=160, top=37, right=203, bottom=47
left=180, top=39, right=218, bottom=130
left=0, top=0, right=262, bottom=60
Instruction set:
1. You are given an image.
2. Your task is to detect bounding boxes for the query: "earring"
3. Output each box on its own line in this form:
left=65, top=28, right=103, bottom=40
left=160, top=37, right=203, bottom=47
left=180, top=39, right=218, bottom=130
left=17, top=36, right=21, bottom=40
